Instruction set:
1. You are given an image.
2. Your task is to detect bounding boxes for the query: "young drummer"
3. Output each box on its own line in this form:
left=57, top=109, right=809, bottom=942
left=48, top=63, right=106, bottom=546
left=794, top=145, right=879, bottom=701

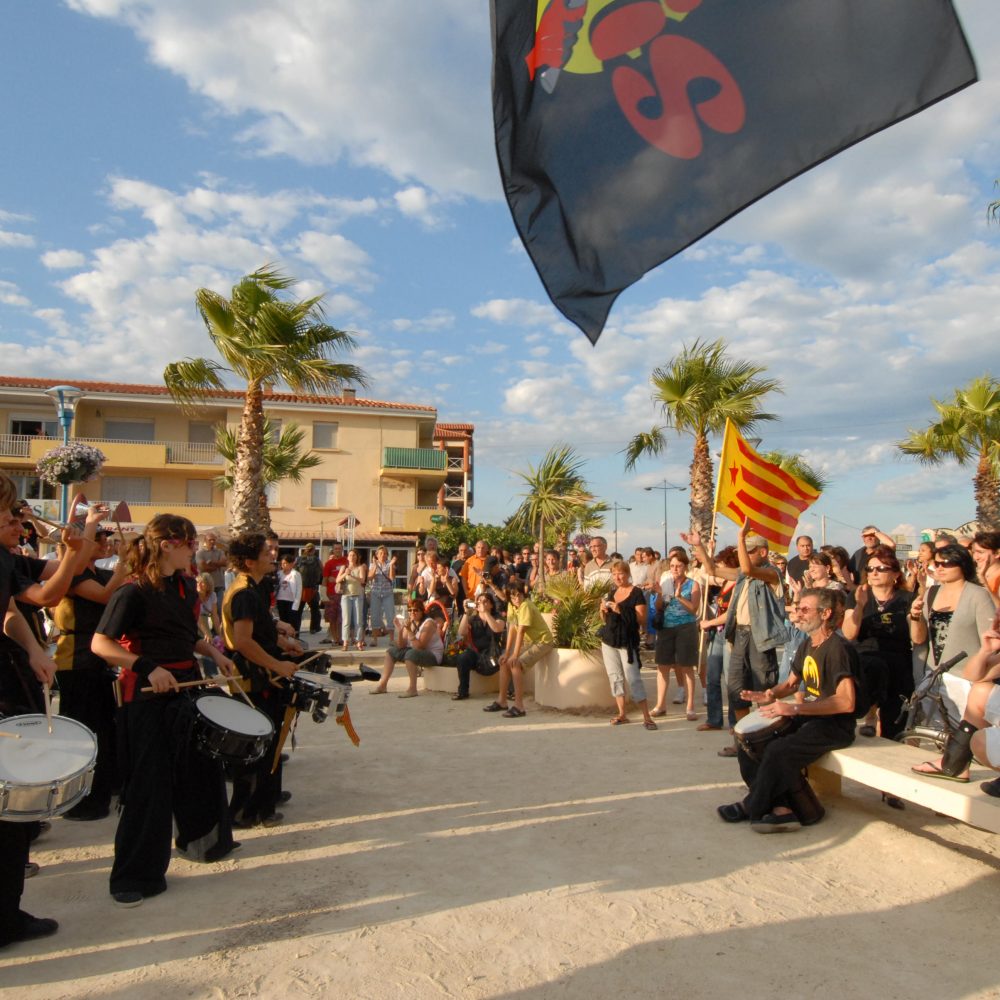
left=92, top=514, right=239, bottom=908
left=222, top=533, right=303, bottom=828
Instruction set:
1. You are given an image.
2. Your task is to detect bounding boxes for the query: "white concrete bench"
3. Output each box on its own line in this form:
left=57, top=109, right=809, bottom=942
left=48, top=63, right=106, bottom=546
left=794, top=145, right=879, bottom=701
left=809, top=740, right=1000, bottom=834
left=421, top=665, right=500, bottom=697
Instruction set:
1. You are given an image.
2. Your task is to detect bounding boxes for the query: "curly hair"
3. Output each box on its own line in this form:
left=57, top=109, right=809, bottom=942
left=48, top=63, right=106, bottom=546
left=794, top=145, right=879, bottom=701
left=127, top=514, right=196, bottom=590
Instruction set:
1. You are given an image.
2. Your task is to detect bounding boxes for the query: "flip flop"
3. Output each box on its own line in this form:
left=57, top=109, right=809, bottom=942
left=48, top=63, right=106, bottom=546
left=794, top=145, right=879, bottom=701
left=643, top=720, right=658, bottom=731
left=369, top=688, right=387, bottom=695
left=911, top=761, right=969, bottom=782
left=686, top=712, right=698, bottom=721
left=483, top=701, right=506, bottom=713
left=502, top=706, right=526, bottom=718
left=610, top=716, right=630, bottom=726
left=397, top=691, right=418, bottom=699
left=650, top=708, right=666, bottom=718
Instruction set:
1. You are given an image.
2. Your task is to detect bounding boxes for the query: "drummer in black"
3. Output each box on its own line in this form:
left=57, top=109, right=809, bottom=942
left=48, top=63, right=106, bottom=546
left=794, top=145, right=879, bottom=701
left=718, top=588, right=857, bottom=833
left=53, top=529, right=130, bottom=820
left=0, top=483, right=61, bottom=947
left=222, top=533, right=303, bottom=828
left=92, top=514, right=239, bottom=908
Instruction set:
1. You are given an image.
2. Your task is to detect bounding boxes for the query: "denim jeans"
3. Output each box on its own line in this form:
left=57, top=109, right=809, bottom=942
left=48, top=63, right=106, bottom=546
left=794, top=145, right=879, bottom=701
left=705, top=629, right=726, bottom=729
left=341, top=594, right=364, bottom=643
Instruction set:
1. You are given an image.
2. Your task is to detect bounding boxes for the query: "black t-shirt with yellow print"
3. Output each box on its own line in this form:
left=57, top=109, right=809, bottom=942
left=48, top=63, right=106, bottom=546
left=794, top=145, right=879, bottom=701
left=791, top=631, right=857, bottom=731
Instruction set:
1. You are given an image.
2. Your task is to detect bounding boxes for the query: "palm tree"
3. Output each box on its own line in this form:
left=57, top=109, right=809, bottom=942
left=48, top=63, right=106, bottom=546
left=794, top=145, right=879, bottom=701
left=989, top=178, right=999, bottom=225
left=898, top=376, right=1000, bottom=528
left=759, top=450, right=829, bottom=493
left=509, top=445, right=595, bottom=588
left=164, top=265, right=368, bottom=533
left=624, top=339, right=782, bottom=537
left=550, top=499, right=609, bottom=565
left=215, top=419, right=323, bottom=521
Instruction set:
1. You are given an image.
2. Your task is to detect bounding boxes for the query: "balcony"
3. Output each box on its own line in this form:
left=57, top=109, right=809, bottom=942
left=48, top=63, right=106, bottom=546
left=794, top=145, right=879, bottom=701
left=122, top=502, right=228, bottom=528
left=380, top=447, right=447, bottom=485
left=0, top=435, right=224, bottom=471
left=380, top=505, right=448, bottom=534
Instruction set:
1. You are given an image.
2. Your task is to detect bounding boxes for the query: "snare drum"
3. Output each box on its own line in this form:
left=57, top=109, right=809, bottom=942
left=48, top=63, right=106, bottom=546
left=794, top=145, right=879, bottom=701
left=191, top=695, right=274, bottom=765
left=734, top=701, right=795, bottom=759
left=290, top=673, right=350, bottom=722
left=0, top=714, right=97, bottom=821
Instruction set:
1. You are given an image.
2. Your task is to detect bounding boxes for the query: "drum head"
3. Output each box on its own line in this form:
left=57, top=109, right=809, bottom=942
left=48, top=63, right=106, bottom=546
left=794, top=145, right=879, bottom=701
left=0, top=715, right=97, bottom=784
left=195, top=696, right=273, bottom=737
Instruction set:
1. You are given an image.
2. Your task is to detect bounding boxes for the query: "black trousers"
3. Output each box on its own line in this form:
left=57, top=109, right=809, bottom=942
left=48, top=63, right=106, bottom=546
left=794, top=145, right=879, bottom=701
left=738, top=717, right=855, bottom=821
left=57, top=669, right=118, bottom=811
left=229, top=685, right=286, bottom=824
left=0, top=821, right=31, bottom=945
left=110, top=694, right=234, bottom=896
left=878, top=653, right=915, bottom=741
left=728, top=626, right=778, bottom=712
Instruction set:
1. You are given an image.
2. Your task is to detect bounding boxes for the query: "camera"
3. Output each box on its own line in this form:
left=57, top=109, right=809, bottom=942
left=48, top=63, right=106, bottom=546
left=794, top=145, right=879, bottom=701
left=464, top=600, right=476, bottom=612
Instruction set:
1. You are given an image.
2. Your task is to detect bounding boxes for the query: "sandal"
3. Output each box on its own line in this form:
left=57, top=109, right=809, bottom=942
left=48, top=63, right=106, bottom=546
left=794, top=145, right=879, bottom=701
left=610, top=716, right=630, bottom=726
left=483, top=701, right=506, bottom=713
left=911, top=761, right=969, bottom=782
left=650, top=708, right=666, bottom=718
left=643, top=720, right=657, bottom=731
left=502, top=706, right=526, bottom=718
left=686, top=712, right=698, bottom=721
left=357, top=642, right=366, bottom=650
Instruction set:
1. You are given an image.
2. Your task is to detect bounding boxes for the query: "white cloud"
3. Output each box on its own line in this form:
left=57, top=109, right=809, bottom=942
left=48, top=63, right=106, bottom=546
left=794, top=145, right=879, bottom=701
left=67, top=0, right=497, bottom=198
left=0, top=281, right=30, bottom=308
left=393, top=187, right=445, bottom=228
left=41, top=249, right=87, bottom=269
left=0, top=229, right=35, bottom=248
left=293, top=231, right=374, bottom=290
left=471, top=298, right=559, bottom=327
left=390, top=309, right=455, bottom=333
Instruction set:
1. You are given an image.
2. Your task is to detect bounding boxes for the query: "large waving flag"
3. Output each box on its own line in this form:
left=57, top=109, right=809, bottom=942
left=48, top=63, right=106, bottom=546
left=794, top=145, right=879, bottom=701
left=715, top=420, right=820, bottom=553
left=491, top=0, right=977, bottom=343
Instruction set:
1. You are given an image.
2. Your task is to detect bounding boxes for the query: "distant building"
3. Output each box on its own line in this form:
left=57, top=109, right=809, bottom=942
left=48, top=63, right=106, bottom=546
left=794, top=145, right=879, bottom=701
left=0, top=376, right=474, bottom=555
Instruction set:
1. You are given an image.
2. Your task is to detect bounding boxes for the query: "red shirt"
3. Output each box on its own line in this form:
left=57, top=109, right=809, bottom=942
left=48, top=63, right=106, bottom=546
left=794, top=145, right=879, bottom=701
left=323, top=556, right=348, bottom=599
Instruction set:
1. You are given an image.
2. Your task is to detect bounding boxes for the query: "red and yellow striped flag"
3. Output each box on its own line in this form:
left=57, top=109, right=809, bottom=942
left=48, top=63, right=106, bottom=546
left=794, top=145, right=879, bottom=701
left=714, top=420, right=820, bottom=553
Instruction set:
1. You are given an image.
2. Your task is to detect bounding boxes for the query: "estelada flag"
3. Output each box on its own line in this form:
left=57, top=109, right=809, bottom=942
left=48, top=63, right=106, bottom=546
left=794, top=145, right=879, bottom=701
left=491, top=0, right=977, bottom=343
left=715, top=420, right=820, bottom=553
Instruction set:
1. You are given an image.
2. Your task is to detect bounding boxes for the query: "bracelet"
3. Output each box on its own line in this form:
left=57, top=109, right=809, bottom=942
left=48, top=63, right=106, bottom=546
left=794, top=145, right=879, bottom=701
left=909, top=614, right=922, bottom=621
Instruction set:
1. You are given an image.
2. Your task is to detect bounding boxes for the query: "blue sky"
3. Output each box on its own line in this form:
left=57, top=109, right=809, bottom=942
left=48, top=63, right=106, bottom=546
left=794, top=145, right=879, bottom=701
left=1, top=0, right=998, bottom=554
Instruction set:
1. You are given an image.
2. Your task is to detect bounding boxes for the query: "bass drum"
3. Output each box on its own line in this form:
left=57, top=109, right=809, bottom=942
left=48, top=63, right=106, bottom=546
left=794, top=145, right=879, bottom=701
left=0, top=714, right=97, bottom=821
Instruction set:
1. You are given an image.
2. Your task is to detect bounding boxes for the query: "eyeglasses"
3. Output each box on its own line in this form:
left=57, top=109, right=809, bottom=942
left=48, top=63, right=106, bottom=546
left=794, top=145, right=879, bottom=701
left=866, top=565, right=892, bottom=574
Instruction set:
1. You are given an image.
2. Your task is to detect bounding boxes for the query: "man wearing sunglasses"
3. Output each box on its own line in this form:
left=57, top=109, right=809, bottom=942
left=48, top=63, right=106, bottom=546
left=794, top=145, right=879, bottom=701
left=848, top=525, right=896, bottom=584
left=717, top=587, right=858, bottom=832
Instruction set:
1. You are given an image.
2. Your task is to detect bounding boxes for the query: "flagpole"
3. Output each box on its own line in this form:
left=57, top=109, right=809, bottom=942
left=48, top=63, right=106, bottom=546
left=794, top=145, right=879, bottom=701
left=698, top=423, right=731, bottom=687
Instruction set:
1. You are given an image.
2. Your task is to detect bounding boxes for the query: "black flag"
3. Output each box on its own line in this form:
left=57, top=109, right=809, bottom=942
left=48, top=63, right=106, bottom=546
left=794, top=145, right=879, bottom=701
left=491, top=0, right=977, bottom=343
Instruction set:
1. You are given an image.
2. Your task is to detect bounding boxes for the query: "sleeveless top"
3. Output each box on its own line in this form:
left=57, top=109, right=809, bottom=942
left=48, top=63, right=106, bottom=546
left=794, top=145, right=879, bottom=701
left=663, top=578, right=697, bottom=627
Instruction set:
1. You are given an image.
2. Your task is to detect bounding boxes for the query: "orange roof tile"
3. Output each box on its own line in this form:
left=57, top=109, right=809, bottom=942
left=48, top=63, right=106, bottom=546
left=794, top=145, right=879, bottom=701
left=0, top=375, right=435, bottom=413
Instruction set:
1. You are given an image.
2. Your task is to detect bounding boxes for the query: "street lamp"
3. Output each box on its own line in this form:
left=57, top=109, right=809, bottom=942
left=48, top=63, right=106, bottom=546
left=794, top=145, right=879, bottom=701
left=43, top=384, right=84, bottom=522
left=610, top=501, right=631, bottom=554
left=643, top=480, right=686, bottom=556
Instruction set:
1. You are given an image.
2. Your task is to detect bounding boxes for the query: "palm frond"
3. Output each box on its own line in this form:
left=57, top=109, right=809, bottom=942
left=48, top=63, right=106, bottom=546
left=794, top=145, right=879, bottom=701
left=163, top=358, right=227, bottom=409
left=759, top=450, right=830, bottom=492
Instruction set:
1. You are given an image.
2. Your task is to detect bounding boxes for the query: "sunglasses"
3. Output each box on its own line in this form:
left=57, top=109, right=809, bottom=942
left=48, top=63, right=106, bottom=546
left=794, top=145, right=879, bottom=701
left=934, top=559, right=960, bottom=568
left=866, top=565, right=892, bottom=574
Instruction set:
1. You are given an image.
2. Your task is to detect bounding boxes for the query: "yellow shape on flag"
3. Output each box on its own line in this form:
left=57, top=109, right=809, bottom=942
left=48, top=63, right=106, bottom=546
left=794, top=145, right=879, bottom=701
left=714, top=420, right=821, bottom=554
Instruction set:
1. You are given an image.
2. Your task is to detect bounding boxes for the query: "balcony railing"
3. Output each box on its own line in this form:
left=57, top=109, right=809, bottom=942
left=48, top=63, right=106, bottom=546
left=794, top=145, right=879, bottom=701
left=164, top=442, right=224, bottom=465
left=0, top=434, right=34, bottom=457
left=382, top=447, right=447, bottom=471
left=444, top=485, right=466, bottom=500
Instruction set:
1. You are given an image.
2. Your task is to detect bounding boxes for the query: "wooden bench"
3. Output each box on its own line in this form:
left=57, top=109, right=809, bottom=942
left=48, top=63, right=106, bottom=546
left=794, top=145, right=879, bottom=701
left=809, top=739, right=1000, bottom=834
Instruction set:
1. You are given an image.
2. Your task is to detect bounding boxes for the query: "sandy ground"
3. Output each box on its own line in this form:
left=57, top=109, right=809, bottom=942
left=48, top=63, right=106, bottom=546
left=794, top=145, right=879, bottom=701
left=2, top=649, right=999, bottom=1000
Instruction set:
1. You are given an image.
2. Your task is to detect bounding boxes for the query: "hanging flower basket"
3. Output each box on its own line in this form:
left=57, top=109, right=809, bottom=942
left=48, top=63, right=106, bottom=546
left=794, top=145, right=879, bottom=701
left=36, top=443, right=107, bottom=487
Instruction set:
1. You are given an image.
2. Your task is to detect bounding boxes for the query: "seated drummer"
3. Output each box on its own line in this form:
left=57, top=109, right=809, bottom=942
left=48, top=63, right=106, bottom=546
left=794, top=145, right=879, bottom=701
left=222, top=533, right=303, bottom=829
left=718, top=588, right=857, bottom=832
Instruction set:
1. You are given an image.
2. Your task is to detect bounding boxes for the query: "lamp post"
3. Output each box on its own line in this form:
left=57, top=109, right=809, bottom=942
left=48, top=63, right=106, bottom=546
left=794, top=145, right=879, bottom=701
left=43, top=385, right=84, bottom=523
left=643, top=480, right=686, bottom=556
left=610, top=502, right=631, bottom=554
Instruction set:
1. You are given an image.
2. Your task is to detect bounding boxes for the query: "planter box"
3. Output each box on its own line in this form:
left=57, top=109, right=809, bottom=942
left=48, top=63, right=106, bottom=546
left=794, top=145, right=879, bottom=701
left=421, top=665, right=498, bottom=697
left=534, top=648, right=615, bottom=711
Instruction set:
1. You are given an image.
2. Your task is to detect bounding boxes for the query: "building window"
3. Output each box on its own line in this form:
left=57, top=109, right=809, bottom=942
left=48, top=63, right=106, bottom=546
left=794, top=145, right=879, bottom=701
left=6, top=474, right=56, bottom=502
left=101, top=476, right=152, bottom=504
left=186, top=480, right=214, bottom=505
left=10, top=418, right=58, bottom=437
left=264, top=482, right=279, bottom=507
left=104, top=419, right=155, bottom=442
left=188, top=422, right=217, bottom=444
left=310, top=479, right=338, bottom=508
left=312, top=421, right=339, bottom=450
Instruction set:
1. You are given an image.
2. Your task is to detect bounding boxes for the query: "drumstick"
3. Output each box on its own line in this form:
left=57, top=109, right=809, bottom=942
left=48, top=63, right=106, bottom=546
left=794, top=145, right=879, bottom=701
left=295, top=650, right=326, bottom=670
left=0, top=731, right=22, bottom=739
left=139, top=678, right=213, bottom=694
left=43, top=683, right=53, bottom=735
left=220, top=672, right=255, bottom=707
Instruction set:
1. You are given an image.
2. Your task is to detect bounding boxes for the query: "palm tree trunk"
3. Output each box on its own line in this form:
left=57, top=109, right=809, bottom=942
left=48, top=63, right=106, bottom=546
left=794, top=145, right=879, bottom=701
left=689, top=431, right=714, bottom=538
left=974, top=450, right=1000, bottom=529
left=231, top=380, right=268, bottom=534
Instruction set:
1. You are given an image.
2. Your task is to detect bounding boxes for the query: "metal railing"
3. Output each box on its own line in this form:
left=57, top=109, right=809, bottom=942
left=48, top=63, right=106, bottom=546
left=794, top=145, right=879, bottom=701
left=0, top=434, right=33, bottom=457
left=5, top=435, right=225, bottom=466
left=444, top=485, right=465, bottom=500
left=382, top=447, right=447, bottom=471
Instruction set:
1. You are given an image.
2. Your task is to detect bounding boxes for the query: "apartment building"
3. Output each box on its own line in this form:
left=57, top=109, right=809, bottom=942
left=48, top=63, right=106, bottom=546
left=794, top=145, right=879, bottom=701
left=0, top=376, right=474, bottom=551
